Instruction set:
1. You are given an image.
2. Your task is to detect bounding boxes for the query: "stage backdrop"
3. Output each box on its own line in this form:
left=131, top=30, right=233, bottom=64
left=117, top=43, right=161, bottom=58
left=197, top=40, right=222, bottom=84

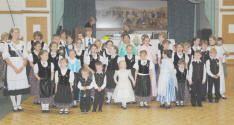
left=96, top=0, right=167, bottom=31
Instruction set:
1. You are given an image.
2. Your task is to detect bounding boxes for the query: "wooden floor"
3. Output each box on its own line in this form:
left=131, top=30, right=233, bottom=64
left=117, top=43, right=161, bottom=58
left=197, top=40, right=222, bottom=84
left=0, top=63, right=234, bottom=125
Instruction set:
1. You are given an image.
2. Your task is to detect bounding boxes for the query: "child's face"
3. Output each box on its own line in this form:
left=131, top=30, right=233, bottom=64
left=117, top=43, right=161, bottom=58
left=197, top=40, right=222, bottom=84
left=61, top=33, right=66, bottom=40
left=184, top=46, right=190, bottom=53
left=126, top=46, right=133, bottom=54
left=217, top=40, right=223, bottom=46
left=78, top=34, right=83, bottom=39
left=210, top=52, right=217, bottom=58
left=91, top=46, right=97, bottom=54
left=162, top=53, right=167, bottom=58
left=106, top=42, right=113, bottom=49
left=110, top=47, right=117, bottom=55
left=194, top=53, right=201, bottom=60
left=82, top=72, right=89, bottom=79
left=12, top=29, right=20, bottom=40
left=123, top=36, right=130, bottom=44
left=119, top=62, right=126, bottom=69
left=34, top=44, right=42, bottom=52
left=201, top=44, right=208, bottom=50
left=163, top=43, right=169, bottom=49
left=53, top=36, right=60, bottom=43
left=75, top=40, right=82, bottom=48
left=178, top=63, right=185, bottom=69
left=159, top=35, right=165, bottom=42
left=51, top=44, right=58, bottom=52
left=69, top=51, right=76, bottom=58
left=140, top=53, right=147, bottom=60
left=60, top=60, right=67, bottom=68
left=96, top=65, right=103, bottom=72
left=194, top=38, right=200, bottom=46
left=86, top=31, right=92, bottom=37
left=66, top=37, right=73, bottom=44
left=176, top=45, right=183, bottom=53
left=209, top=38, right=216, bottom=46
left=95, top=41, right=102, bottom=49
left=144, top=38, right=150, bottom=45
left=41, top=52, right=48, bottom=61
left=35, top=35, right=41, bottom=41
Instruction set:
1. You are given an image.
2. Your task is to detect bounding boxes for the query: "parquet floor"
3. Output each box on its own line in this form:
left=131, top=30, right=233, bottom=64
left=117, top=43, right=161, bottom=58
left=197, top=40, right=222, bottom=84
left=0, top=64, right=234, bottom=125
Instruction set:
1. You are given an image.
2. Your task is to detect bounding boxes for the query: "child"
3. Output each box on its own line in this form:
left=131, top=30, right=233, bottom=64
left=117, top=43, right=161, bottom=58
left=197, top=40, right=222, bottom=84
left=173, top=44, right=189, bottom=69
left=92, top=61, right=106, bottom=112
left=200, top=40, right=209, bottom=101
left=83, top=28, right=96, bottom=50
left=158, top=40, right=172, bottom=65
left=94, top=39, right=104, bottom=56
left=188, top=50, right=206, bottom=107
left=113, top=60, right=135, bottom=109
left=206, top=48, right=222, bottom=103
left=27, top=31, right=48, bottom=53
left=78, top=68, right=94, bottom=113
left=191, top=37, right=201, bottom=56
left=28, top=41, right=41, bottom=104
left=48, top=42, right=61, bottom=72
left=158, top=32, right=167, bottom=53
left=134, top=50, right=153, bottom=108
left=34, top=50, right=55, bottom=112
left=105, top=45, right=120, bottom=104
left=157, top=50, right=177, bottom=109
left=183, top=42, right=192, bottom=69
left=65, top=35, right=74, bottom=57
left=67, top=50, right=81, bottom=107
left=60, top=29, right=67, bottom=47
left=54, top=58, right=74, bottom=114
left=175, top=59, right=187, bottom=106
left=74, top=39, right=85, bottom=67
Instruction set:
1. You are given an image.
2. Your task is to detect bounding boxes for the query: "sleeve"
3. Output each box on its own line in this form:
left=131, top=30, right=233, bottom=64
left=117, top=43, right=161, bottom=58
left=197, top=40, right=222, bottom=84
left=100, top=56, right=107, bottom=65
left=28, top=54, right=33, bottom=62
left=23, top=42, right=28, bottom=59
left=158, top=50, right=161, bottom=59
left=218, top=61, right=223, bottom=76
left=84, top=55, right=90, bottom=65
left=78, top=81, right=84, bottom=90
left=51, top=63, right=54, bottom=72
left=149, top=61, right=154, bottom=70
left=101, top=75, right=107, bottom=89
left=171, top=52, right=175, bottom=61
left=2, top=43, right=10, bottom=59
left=206, top=60, right=214, bottom=77
left=202, top=64, right=206, bottom=83
left=69, top=71, right=75, bottom=85
left=34, top=64, right=39, bottom=73
left=188, top=63, right=193, bottom=82
left=55, top=71, right=59, bottom=84
left=133, top=62, right=139, bottom=70
left=27, top=42, right=32, bottom=52
left=93, top=75, right=98, bottom=89
left=87, top=76, right=94, bottom=89
left=185, top=54, right=189, bottom=64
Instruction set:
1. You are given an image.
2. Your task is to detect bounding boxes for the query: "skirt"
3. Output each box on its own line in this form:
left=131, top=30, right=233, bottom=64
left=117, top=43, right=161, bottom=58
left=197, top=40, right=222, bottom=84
left=40, top=79, right=54, bottom=104
left=29, top=69, right=40, bottom=102
left=157, top=80, right=176, bottom=103
left=105, top=70, right=116, bottom=92
left=73, top=72, right=80, bottom=100
left=54, top=84, right=73, bottom=108
left=135, top=75, right=152, bottom=102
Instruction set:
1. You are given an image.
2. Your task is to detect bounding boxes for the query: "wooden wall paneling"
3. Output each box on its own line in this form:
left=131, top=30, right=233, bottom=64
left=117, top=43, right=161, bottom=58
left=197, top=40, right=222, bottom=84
left=222, top=15, right=234, bottom=44
left=25, top=0, right=47, bottom=8
left=26, top=17, right=48, bottom=43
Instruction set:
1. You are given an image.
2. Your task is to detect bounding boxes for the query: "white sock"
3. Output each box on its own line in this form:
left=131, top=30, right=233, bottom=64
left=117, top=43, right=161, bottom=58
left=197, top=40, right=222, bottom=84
left=46, top=104, right=49, bottom=110
left=140, top=102, right=144, bottom=106
left=64, top=108, right=69, bottom=112
left=122, top=101, right=127, bottom=107
left=107, top=92, right=112, bottom=102
left=60, top=108, right=64, bottom=112
left=144, top=102, right=148, bottom=105
left=41, top=104, right=45, bottom=110
left=16, top=95, right=22, bottom=106
left=73, top=101, right=77, bottom=105
left=167, top=102, right=171, bottom=105
left=10, top=96, right=17, bottom=108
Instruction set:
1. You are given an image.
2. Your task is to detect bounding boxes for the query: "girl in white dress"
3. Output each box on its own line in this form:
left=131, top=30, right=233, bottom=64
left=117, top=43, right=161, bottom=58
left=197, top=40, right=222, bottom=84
left=3, top=28, right=30, bottom=112
left=113, top=60, right=135, bottom=109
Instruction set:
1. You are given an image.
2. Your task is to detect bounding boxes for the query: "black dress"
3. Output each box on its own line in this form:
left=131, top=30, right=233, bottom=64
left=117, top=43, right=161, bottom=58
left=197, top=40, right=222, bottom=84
left=54, top=69, right=73, bottom=108
left=49, top=52, right=60, bottom=72
left=106, top=55, right=119, bottom=92
left=76, top=50, right=85, bottom=67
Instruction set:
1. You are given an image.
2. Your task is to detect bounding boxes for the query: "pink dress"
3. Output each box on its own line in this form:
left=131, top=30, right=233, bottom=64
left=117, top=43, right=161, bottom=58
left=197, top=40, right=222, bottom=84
left=138, top=44, right=157, bottom=97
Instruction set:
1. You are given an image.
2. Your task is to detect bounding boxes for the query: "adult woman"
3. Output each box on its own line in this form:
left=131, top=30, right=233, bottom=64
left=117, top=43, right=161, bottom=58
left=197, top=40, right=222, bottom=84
left=3, top=28, right=30, bottom=112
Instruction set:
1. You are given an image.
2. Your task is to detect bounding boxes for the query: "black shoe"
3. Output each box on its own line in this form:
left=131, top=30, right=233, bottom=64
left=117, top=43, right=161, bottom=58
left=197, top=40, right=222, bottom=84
left=98, top=109, right=102, bottom=112
left=42, top=110, right=46, bottom=113
left=192, top=104, right=196, bottom=107
left=64, top=111, right=69, bottom=114
left=198, top=103, right=202, bottom=107
left=13, top=109, right=18, bottom=112
left=18, top=108, right=24, bottom=112
left=139, top=105, right=144, bottom=108
left=121, top=106, right=127, bottom=109
left=132, top=102, right=137, bottom=104
left=209, top=99, right=213, bottom=103
left=160, top=104, right=165, bottom=108
left=92, top=110, right=96, bottom=112
left=176, top=103, right=180, bottom=107
left=215, top=99, right=219, bottom=103
left=222, top=96, right=227, bottom=100
left=144, top=105, right=150, bottom=108
left=72, top=105, right=78, bottom=108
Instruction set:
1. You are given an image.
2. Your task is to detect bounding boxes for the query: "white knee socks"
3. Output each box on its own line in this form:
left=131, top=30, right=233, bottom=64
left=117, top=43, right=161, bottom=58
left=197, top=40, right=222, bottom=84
left=10, top=96, right=17, bottom=109
left=107, top=92, right=113, bottom=103
left=16, top=95, right=22, bottom=106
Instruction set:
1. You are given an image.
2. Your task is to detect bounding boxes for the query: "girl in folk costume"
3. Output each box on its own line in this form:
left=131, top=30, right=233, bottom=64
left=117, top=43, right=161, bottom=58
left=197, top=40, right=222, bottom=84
left=157, top=50, right=177, bottom=109
left=28, top=41, right=41, bottom=104
left=60, top=29, right=67, bottom=47
left=34, top=50, right=54, bottom=113
left=74, top=39, right=85, bottom=67
left=27, top=31, right=48, bottom=53
left=134, top=50, right=153, bottom=108
left=157, top=39, right=173, bottom=65
left=138, top=35, right=157, bottom=98
left=172, top=44, right=189, bottom=69
left=3, top=28, right=30, bottom=112
left=113, top=60, right=135, bottom=109
left=83, top=28, right=96, bottom=50
left=183, top=42, right=193, bottom=69
left=67, top=50, right=81, bottom=107
left=208, top=36, right=226, bottom=99
left=49, top=42, right=62, bottom=72
left=65, top=35, right=74, bottom=58
left=191, top=37, right=201, bottom=56
left=54, top=58, right=74, bottom=114
left=105, top=45, right=120, bottom=104
left=95, top=39, right=104, bottom=56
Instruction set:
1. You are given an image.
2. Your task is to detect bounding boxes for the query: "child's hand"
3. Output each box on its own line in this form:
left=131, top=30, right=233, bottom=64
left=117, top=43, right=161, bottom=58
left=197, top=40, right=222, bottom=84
left=98, top=88, right=102, bottom=92
left=189, top=81, right=192, bottom=85
left=133, top=82, right=136, bottom=87
left=70, top=87, right=73, bottom=92
left=202, top=82, right=205, bottom=85
left=37, top=77, right=41, bottom=81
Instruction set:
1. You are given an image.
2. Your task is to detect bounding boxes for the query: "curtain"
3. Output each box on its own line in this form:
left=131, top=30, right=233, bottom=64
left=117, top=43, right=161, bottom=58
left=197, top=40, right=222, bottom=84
left=63, top=0, right=96, bottom=36
left=52, top=0, right=64, bottom=34
left=167, top=0, right=195, bottom=43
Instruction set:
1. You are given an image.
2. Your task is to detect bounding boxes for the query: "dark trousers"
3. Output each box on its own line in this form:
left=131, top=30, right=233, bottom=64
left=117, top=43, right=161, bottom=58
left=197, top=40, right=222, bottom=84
left=176, top=81, right=185, bottom=101
left=191, top=80, right=203, bottom=106
left=93, top=90, right=104, bottom=111
left=208, top=76, right=220, bottom=101
left=201, top=79, right=207, bottom=100
left=80, top=96, right=92, bottom=112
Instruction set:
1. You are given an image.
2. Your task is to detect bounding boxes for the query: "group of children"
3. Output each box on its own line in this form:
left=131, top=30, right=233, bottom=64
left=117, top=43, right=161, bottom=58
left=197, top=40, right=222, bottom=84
left=0, top=28, right=229, bottom=114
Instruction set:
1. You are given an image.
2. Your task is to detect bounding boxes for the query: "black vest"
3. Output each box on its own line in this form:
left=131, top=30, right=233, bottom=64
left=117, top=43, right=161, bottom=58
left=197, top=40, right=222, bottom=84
left=107, top=55, right=119, bottom=70
left=176, top=67, right=187, bottom=83
left=94, top=73, right=105, bottom=87
left=209, top=58, right=219, bottom=75
left=201, top=50, right=210, bottom=64
left=8, top=44, right=23, bottom=57
left=80, top=75, right=93, bottom=87
left=58, top=69, right=70, bottom=86
left=38, top=61, right=51, bottom=79
left=125, top=55, right=135, bottom=69
left=89, top=54, right=100, bottom=71
left=31, top=40, right=44, bottom=52
left=173, top=52, right=185, bottom=67
left=192, top=61, right=204, bottom=81
left=49, top=52, right=59, bottom=72
left=32, top=52, right=39, bottom=64
left=138, top=60, right=150, bottom=74
left=76, top=50, right=85, bottom=67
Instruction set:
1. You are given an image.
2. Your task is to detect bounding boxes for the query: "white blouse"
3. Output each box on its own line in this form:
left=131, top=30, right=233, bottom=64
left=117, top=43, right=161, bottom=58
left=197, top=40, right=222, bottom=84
left=55, top=68, right=74, bottom=84
left=34, top=61, right=54, bottom=73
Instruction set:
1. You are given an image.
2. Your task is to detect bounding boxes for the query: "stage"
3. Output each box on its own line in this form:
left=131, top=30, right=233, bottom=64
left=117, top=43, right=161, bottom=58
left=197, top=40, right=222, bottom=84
left=0, top=61, right=234, bottom=125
